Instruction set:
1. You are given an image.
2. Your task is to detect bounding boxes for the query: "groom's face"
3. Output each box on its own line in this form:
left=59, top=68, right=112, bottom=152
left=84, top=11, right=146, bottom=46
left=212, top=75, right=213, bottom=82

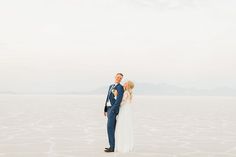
left=115, top=74, right=123, bottom=83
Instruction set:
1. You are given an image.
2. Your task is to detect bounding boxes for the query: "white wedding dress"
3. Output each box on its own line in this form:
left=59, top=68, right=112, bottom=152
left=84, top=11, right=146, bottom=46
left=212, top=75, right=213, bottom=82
left=115, top=90, right=134, bottom=153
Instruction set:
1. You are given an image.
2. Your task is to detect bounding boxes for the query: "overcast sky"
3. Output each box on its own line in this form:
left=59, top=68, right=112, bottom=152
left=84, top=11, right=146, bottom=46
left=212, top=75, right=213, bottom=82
left=0, top=0, right=236, bottom=93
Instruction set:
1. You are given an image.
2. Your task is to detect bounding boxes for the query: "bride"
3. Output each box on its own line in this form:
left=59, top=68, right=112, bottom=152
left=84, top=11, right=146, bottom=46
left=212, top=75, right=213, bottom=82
left=113, top=80, right=135, bottom=153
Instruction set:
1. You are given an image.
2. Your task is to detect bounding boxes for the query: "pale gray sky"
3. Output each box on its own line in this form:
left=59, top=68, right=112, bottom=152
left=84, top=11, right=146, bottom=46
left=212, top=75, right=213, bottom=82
left=0, top=0, right=236, bottom=93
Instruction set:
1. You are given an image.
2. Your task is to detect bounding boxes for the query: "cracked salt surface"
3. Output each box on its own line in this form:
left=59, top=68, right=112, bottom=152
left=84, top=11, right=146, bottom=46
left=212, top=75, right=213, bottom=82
left=0, top=95, right=235, bottom=157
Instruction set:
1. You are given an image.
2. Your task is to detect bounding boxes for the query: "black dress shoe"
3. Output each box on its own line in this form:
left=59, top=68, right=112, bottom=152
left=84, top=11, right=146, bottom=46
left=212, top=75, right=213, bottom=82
left=104, top=147, right=109, bottom=150
left=104, top=148, right=114, bottom=152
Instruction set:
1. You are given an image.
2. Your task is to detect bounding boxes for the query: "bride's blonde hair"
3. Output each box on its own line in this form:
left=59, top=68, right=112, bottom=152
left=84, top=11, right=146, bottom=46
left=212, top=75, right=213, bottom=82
left=126, top=81, right=135, bottom=101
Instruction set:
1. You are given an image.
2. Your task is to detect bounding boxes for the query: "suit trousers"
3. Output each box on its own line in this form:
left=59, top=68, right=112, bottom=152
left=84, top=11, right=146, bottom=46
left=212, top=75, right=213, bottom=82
left=107, top=106, right=117, bottom=149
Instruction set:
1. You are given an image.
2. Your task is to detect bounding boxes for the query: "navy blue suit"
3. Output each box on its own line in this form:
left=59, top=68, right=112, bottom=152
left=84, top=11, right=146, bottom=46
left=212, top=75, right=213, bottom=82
left=104, top=83, right=124, bottom=149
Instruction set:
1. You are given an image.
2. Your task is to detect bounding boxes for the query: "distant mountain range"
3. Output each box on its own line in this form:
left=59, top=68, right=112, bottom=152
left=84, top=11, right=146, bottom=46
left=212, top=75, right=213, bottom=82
left=1, top=83, right=236, bottom=96
left=87, top=83, right=236, bottom=96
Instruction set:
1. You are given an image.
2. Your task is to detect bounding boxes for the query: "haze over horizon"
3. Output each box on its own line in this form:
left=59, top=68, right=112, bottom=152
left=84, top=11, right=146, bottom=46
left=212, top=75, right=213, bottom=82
left=1, top=0, right=236, bottom=94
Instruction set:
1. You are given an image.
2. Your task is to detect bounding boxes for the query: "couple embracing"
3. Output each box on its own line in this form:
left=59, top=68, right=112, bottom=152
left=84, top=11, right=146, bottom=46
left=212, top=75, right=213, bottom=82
left=103, top=73, right=135, bottom=153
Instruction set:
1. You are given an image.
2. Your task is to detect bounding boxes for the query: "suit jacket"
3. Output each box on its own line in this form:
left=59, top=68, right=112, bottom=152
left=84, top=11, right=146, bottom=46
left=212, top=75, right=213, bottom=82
left=104, top=83, right=124, bottom=114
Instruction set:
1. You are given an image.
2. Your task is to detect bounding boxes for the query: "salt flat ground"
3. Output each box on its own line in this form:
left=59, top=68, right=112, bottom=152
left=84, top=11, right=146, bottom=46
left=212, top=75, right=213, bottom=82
left=0, top=95, right=236, bottom=157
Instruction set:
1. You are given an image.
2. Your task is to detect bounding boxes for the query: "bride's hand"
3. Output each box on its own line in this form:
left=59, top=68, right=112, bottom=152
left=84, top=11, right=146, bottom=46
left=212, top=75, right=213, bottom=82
left=113, top=90, right=118, bottom=96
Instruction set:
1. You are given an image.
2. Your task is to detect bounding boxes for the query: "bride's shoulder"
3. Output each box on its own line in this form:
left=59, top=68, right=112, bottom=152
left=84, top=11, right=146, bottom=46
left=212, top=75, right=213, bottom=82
left=123, top=90, right=130, bottom=95
left=123, top=91, right=131, bottom=99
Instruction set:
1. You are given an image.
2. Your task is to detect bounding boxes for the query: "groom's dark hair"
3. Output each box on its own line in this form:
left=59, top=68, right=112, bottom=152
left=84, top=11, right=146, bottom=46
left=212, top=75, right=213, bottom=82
left=116, top=73, right=124, bottom=77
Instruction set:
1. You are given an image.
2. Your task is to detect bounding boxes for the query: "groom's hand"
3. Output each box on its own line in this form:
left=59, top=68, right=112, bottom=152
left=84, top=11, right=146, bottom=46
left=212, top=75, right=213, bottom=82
left=104, top=112, right=107, bottom=117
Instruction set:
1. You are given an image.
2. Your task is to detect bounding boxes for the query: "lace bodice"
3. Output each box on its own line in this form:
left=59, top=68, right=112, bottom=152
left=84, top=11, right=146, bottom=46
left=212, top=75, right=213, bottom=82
left=121, top=90, right=132, bottom=106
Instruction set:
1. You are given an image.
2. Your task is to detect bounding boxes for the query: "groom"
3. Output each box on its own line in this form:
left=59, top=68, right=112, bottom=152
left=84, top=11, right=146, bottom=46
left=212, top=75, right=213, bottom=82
left=104, top=73, right=124, bottom=152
